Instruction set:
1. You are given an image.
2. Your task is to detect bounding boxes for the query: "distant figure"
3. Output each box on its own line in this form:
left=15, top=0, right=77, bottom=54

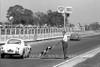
left=62, top=30, right=69, bottom=59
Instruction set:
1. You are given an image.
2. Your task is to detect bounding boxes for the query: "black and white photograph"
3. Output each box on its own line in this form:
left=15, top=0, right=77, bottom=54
left=0, top=0, right=100, bottom=67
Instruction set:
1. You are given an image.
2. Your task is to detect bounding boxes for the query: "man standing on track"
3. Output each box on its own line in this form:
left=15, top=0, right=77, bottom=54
left=40, top=30, right=69, bottom=59
left=62, top=30, right=69, bottom=59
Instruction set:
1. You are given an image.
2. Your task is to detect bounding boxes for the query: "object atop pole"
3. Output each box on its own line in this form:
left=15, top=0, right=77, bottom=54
left=57, top=6, right=72, bottom=32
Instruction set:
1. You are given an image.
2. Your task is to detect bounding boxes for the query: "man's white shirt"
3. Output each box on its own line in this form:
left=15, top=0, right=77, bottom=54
left=63, top=34, right=68, bottom=42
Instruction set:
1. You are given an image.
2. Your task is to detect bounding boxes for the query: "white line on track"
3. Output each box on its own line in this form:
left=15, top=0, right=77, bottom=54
left=53, top=45, right=100, bottom=67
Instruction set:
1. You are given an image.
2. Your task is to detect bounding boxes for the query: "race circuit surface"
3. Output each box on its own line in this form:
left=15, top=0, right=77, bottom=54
left=0, top=35, right=100, bottom=67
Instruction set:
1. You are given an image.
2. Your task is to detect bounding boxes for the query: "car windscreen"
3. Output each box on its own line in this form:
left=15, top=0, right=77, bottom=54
left=7, top=39, right=21, bottom=44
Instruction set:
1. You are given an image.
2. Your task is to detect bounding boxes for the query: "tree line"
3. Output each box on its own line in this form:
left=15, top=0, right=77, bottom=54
left=1, top=4, right=99, bottom=30
left=85, top=22, right=100, bottom=31
left=6, top=5, right=72, bottom=27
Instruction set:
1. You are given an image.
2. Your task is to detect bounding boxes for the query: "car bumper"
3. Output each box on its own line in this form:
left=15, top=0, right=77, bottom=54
left=1, top=50, right=21, bottom=55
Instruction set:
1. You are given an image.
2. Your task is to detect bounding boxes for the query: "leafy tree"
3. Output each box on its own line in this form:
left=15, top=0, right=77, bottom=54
left=89, top=22, right=100, bottom=30
left=69, top=23, right=75, bottom=27
left=46, top=10, right=64, bottom=27
left=7, top=5, right=34, bottom=25
left=34, top=10, right=64, bottom=27
left=34, top=12, right=47, bottom=26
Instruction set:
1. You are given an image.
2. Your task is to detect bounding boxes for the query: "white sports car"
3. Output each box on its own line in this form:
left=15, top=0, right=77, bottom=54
left=0, top=38, right=31, bottom=58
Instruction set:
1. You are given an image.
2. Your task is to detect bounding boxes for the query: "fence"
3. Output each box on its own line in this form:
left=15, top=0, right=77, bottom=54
left=0, top=27, right=85, bottom=43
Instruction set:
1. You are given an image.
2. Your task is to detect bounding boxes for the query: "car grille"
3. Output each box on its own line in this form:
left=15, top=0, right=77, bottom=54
left=7, top=49, right=13, bottom=52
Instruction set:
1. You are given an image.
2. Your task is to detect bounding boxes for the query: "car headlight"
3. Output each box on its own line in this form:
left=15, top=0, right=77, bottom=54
left=16, top=47, right=20, bottom=50
left=1, top=47, right=5, bottom=53
left=1, top=47, right=3, bottom=50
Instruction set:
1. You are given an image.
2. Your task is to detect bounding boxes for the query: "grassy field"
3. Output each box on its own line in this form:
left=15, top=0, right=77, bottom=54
left=74, top=53, right=100, bottom=67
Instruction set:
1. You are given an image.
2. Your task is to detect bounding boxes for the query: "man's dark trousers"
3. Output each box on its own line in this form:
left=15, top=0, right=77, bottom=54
left=62, top=41, right=68, bottom=59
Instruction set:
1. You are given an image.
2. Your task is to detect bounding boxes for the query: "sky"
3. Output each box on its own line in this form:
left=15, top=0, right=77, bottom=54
left=0, top=0, right=100, bottom=25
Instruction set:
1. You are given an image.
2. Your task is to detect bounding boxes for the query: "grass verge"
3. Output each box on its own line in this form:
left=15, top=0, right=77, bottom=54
left=73, top=53, right=100, bottom=67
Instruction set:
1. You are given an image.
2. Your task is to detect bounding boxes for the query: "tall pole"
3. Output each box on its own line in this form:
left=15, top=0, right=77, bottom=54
left=63, top=12, right=66, bottom=31
left=0, top=0, right=2, bottom=22
left=9, top=16, right=13, bottom=34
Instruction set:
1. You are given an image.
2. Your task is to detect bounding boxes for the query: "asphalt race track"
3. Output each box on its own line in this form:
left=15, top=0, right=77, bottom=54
left=0, top=35, right=100, bottom=67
